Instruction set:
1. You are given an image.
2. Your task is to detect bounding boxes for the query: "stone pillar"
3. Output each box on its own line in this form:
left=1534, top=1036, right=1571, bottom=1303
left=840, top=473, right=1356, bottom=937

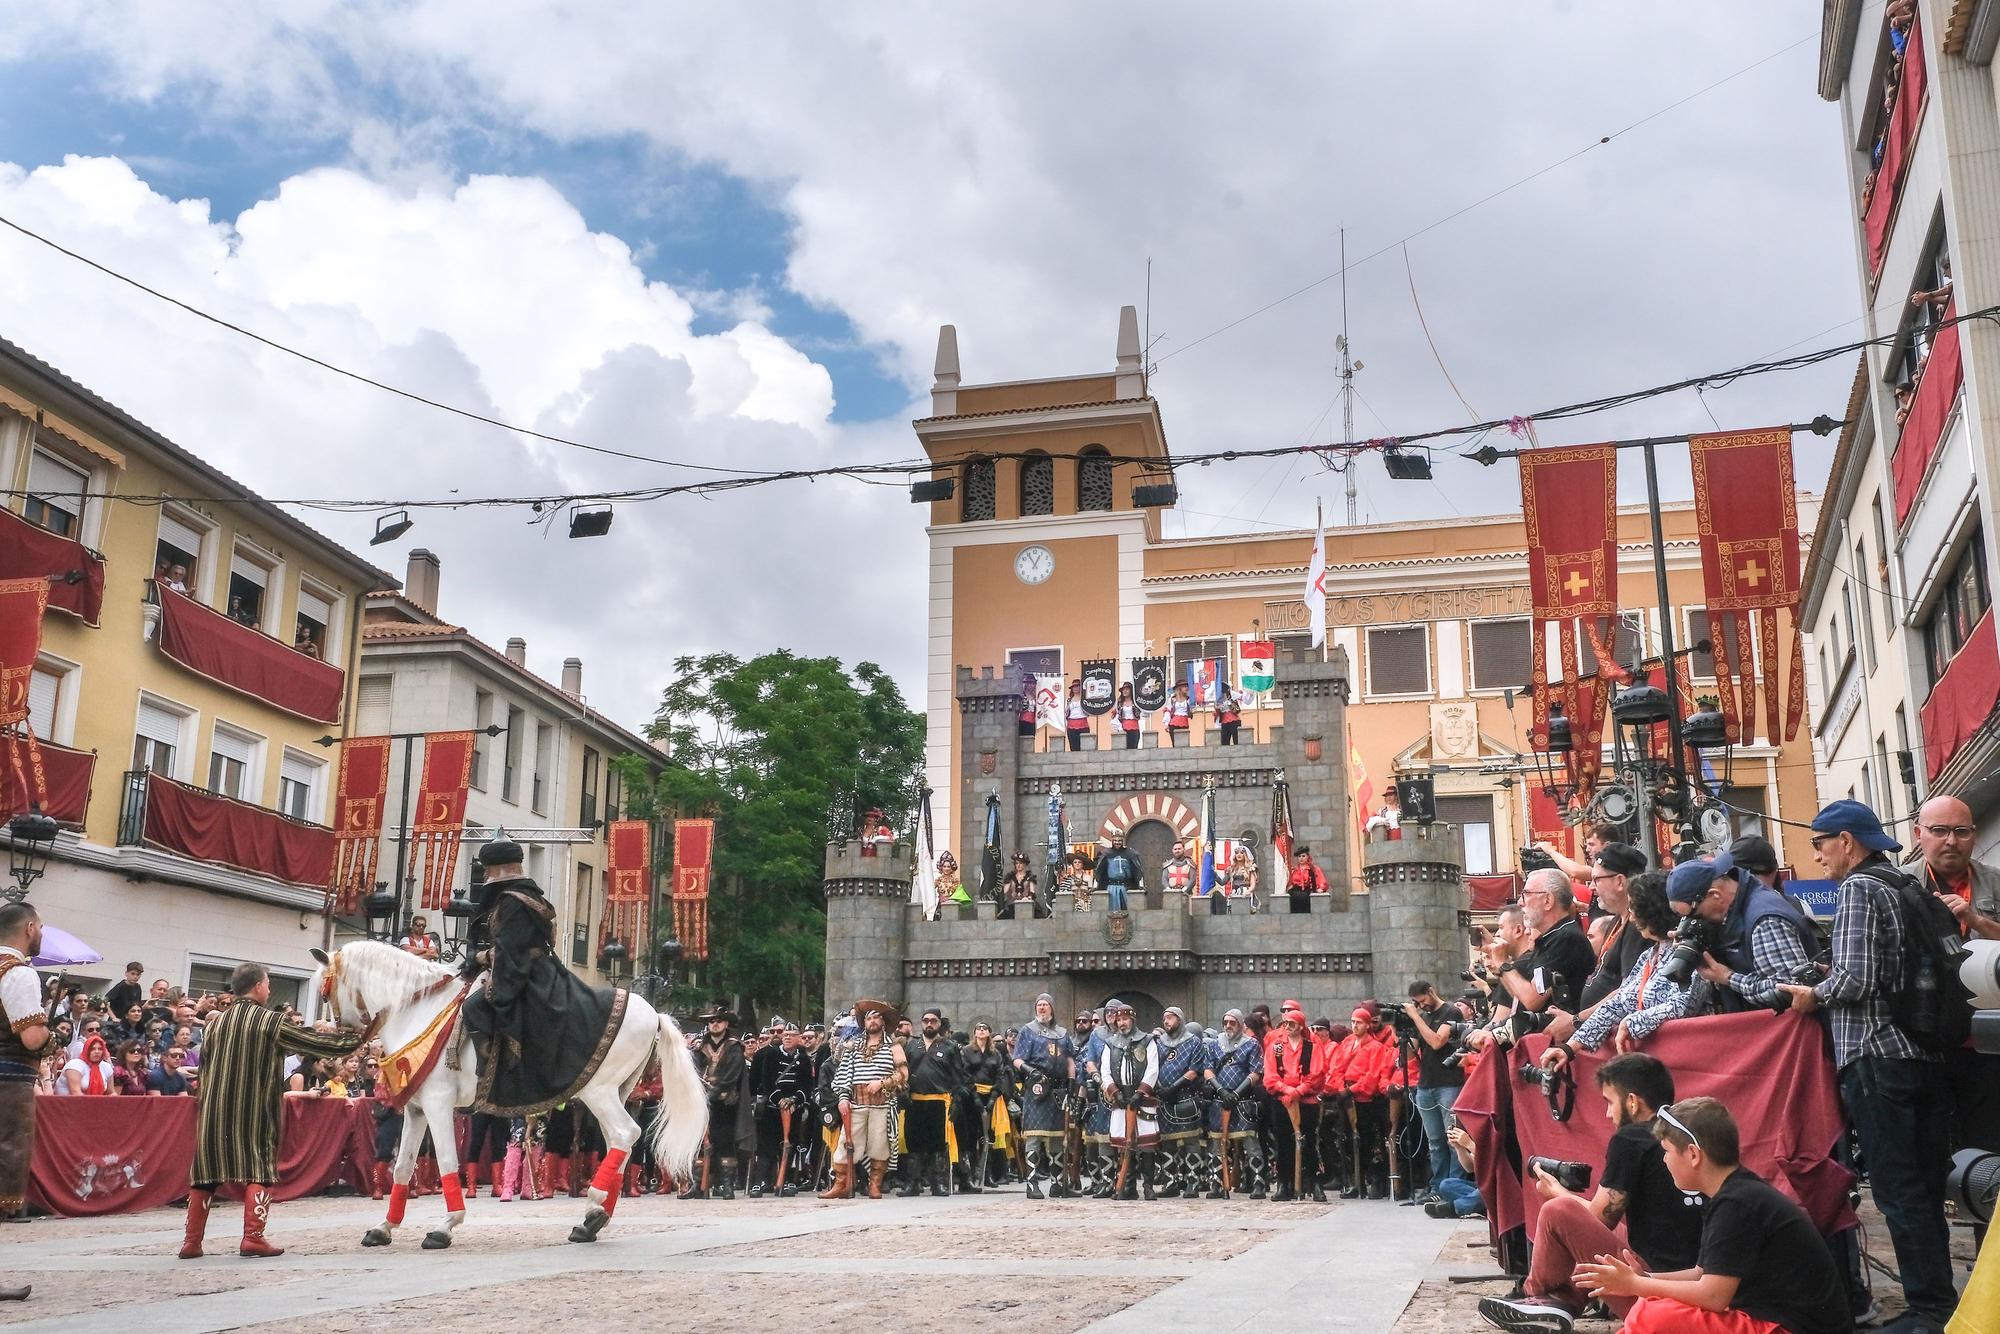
left=1362, top=821, right=1469, bottom=999
left=1274, top=649, right=1354, bottom=907
left=957, top=664, right=1025, bottom=895
left=824, top=840, right=912, bottom=1016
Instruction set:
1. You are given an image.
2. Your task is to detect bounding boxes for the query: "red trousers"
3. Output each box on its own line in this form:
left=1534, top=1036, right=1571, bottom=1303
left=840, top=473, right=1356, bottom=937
left=1526, top=1194, right=1640, bottom=1319
left=1622, top=1298, right=1784, bottom=1333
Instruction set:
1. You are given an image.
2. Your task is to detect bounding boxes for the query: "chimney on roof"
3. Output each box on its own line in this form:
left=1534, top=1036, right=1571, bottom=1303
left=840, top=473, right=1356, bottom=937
left=405, top=549, right=441, bottom=615
left=505, top=637, right=527, bottom=667
left=1114, top=305, right=1144, bottom=399
left=561, top=657, right=582, bottom=697
left=931, top=324, right=960, bottom=416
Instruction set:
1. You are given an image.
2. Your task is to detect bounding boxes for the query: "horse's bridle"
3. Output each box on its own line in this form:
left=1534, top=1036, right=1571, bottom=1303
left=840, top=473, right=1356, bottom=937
left=321, top=951, right=458, bottom=1044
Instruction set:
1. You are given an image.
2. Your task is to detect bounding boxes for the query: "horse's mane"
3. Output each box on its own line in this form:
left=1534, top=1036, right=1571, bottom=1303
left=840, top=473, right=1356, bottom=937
left=338, top=939, right=456, bottom=1011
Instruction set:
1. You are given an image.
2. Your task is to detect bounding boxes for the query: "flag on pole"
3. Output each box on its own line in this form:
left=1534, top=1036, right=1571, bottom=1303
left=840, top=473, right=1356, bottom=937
left=1196, top=783, right=1218, bottom=899
left=1349, top=740, right=1374, bottom=837
left=1239, top=639, right=1275, bottom=693
left=1305, top=509, right=1328, bottom=648
left=1033, top=672, right=1065, bottom=733
left=1271, top=775, right=1295, bottom=868
left=912, top=788, right=938, bottom=917
left=1187, top=656, right=1224, bottom=707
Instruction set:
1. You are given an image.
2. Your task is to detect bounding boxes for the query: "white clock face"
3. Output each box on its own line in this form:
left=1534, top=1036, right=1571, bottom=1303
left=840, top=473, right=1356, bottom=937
left=1014, top=544, right=1055, bottom=585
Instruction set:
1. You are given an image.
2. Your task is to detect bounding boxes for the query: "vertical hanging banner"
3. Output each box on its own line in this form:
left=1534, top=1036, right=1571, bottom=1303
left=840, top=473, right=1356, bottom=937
left=672, top=817, right=714, bottom=962
left=1079, top=660, right=1116, bottom=715
left=1239, top=638, right=1275, bottom=694
left=411, top=731, right=475, bottom=911
left=911, top=789, right=938, bottom=919
left=328, top=735, right=391, bottom=915
left=0, top=576, right=50, bottom=822
left=1689, top=428, right=1806, bottom=745
left=1349, top=740, right=1374, bottom=837
left=1520, top=444, right=1620, bottom=794
left=1129, top=657, right=1168, bottom=712
left=604, top=819, right=652, bottom=958
left=1187, top=656, right=1225, bottom=707
left=1032, top=672, right=1066, bottom=733
left=1270, top=773, right=1296, bottom=868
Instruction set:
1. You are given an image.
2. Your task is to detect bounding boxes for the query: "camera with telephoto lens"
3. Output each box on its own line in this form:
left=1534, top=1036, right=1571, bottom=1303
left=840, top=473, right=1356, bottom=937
left=1658, top=913, right=1720, bottom=987
left=1519, top=1055, right=1577, bottom=1122
left=1526, top=1155, right=1593, bottom=1192
left=1377, top=1001, right=1420, bottom=1039
left=1519, top=845, right=1557, bottom=874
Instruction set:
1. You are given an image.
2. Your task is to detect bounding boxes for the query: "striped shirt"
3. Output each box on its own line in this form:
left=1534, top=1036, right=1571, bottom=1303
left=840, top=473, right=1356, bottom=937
left=831, top=1037, right=900, bottom=1097
left=1812, top=858, right=1932, bottom=1068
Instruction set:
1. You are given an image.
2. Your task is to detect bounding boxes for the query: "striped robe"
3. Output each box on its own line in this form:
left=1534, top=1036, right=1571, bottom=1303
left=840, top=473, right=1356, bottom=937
left=192, top=999, right=362, bottom=1186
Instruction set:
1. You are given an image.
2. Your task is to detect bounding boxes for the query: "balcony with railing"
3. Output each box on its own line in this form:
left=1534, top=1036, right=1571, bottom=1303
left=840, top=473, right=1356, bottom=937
left=0, top=503, right=106, bottom=625
left=144, top=580, right=345, bottom=723
left=1892, top=301, right=1963, bottom=527
left=1862, top=11, right=1928, bottom=281
left=117, top=768, right=334, bottom=889
left=0, top=735, right=97, bottom=826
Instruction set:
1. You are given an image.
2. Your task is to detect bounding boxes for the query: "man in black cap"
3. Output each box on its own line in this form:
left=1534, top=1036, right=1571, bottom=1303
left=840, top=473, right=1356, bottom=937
left=901, top=1007, right=965, bottom=1197
left=459, top=831, right=625, bottom=1121
left=685, top=1002, right=746, bottom=1199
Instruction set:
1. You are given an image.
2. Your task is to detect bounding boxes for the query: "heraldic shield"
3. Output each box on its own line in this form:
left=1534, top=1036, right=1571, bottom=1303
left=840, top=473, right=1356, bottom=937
left=1103, top=909, right=1134, bottom=948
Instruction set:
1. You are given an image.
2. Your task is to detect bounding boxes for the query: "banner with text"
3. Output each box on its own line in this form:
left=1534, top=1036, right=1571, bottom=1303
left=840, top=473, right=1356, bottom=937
left=1080, top=660, right=1116, bottom=715
left=1130, top=656, right=1168, bottom=712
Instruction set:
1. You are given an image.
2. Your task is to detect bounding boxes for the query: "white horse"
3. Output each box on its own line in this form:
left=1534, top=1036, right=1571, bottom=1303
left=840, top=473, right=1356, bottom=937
left=312, top=940, right=706, bottom=1249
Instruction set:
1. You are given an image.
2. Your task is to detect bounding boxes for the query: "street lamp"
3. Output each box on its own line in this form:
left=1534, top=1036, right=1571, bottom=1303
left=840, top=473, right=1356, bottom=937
left=597, top=936, right=630, bottom=982
left=438, top=883, right=478, bottom=963
left=632, top=937, right=683, bottom=1010
left=362, top=882, right=401, bottom=940
left=4, top=807, right=59, bottom=903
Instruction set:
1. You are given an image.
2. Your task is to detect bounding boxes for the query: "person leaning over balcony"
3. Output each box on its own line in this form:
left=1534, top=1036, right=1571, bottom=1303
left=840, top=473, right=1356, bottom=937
left=1214, top=680, right=1243, bottom=745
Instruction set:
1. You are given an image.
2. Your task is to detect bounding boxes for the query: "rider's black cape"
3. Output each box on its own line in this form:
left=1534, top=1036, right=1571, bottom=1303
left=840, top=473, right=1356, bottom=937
left=460, top=874, right=625, bottom=1116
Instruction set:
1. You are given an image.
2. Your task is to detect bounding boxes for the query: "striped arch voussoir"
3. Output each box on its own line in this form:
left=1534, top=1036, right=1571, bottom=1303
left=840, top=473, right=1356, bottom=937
left=1098, top=792, right=1200, bottom=844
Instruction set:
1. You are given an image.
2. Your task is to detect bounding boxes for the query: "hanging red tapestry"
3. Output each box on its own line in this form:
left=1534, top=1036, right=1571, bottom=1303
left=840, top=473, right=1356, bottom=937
left=603, top=819, right=652, bottom=957
left=1520, top=445, right=1621, bottom=794
left=1689, top=428, right=1806, bottom=745
left=411, top=731, right=475, bottom=910
left=327, top=735, right=391, bottom=915
left=672, top=817, right=714, bottom=962
left=0, top=576, right=50, bottom=820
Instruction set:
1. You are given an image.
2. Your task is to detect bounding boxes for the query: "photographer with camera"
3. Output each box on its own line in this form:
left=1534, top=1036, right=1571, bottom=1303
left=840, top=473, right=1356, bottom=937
left=1400, top=980, right=1470, bottom=1200
left=1775, top=800, right=1960, bottom=1330
left=1685, top=839, right=1825, bottom=1014
left=1540, top=872, right=1694, bottom=1067
left=1498, top=869, right=1597, bottom=1021
left=1577, top=844, right=1651, bottom=1015
left=1462, top=905, right=1531, bottom=1057
left=1477, top=1054, right=1705, bottom=1333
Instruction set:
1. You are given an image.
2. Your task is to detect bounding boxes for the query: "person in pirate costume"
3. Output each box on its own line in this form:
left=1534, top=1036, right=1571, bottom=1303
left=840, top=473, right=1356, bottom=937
left=1205, top=1008, right=1266, bottom=1199
left=1012, top=994, right=1076, bottom=1199
left=0, top=902, right=55, bottom=1301
left=827, top=999, right=906, bottom=1199
left=1097, top=999, right=1161, bottom=1200
left=460, top=833, right=626, bottom=1122
left=748, top=1019, right=811, bottom=1197
left=900, top=1007, right=965, bottom=1197
left=181, top=962, right=364, bottom=1259
left=957, top=1020, right=1014, bottom=1189
left=1152, top=1007, right=1212, bottom=1197
left=685, top=1002, right=747, bottom=1199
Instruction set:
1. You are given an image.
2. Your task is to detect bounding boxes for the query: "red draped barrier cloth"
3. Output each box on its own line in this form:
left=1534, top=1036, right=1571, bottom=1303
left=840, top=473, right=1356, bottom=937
left=1893, top=302, right=1963, bottom=527
left=1466, top=874, right=1520, bottom=912
left=1865, top=14, right=1928, bottom=279
left=1920, top=607, right=2000, bottom=782
left=1454, top=1012, right=1857, bottom=1246
left=153, top=583, right=346, bottom=723
left=142, top=773, right=335, bottom=887
left=0, top=736, right=93, bottom=824
left=0, top=503, right=105, bottom=625
left=27, top=1095, right=377, bottom=1216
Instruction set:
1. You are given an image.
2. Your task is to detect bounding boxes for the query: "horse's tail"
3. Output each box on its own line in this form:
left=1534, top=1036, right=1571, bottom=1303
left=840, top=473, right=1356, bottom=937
left=646, top=1011, right=707, bottom=1182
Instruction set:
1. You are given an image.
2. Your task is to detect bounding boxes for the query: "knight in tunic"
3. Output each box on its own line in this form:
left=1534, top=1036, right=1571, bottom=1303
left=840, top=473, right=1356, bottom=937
left=1094, top=834, right=1143, bottom=913
left=1076, top=1008, right=1111, bottom=1192
left=1011, top=994, right=1075, bottom=1200
left=1151, top=1008, right=1211, bottom=1198
left=1206, top=1008, right=1266, bottom=1200
left=0, top=902, right=56, bottom=1301
left=460, top=835, right=625, bottom=1117
left=1161, top=842, right=1196, bottom=907
left=1096, top=999, right=1160, bottom=1201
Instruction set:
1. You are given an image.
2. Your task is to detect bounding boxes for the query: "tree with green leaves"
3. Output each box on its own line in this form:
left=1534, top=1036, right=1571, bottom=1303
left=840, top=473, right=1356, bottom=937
left=613, top=650, right=923, bottom=1023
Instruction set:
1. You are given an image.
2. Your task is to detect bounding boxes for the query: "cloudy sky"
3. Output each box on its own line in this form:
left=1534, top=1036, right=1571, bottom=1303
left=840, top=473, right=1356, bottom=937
left=0, top=2, right=1862, bottom=727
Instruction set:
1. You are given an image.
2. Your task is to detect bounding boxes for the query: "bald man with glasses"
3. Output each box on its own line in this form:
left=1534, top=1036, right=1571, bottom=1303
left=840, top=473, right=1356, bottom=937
left=1912, top=795, right=2000, bottom=1160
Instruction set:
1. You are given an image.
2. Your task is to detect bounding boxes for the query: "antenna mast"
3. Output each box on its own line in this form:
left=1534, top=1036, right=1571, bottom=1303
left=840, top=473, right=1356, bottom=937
left=1338, top=227, right=1359, bottom=526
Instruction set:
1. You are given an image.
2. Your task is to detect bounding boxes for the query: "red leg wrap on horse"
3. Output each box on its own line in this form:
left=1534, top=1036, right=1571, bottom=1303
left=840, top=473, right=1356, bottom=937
left=387, top=1183, right=409, bottom=1226
left=441, top=1175, right=465, bottom=1214
left=592, top=1148, right=630, bottom=1213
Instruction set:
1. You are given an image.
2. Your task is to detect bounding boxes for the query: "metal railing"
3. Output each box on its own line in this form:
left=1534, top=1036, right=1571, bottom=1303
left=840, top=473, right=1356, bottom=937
left=116, top=769, right=150, bottom=847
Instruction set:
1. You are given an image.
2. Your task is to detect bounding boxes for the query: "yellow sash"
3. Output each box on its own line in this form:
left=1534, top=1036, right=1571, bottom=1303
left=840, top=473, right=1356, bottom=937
left=911, top=1091, right=959, bottom=1162
left=973, top=1082, right=1014, bottom=1149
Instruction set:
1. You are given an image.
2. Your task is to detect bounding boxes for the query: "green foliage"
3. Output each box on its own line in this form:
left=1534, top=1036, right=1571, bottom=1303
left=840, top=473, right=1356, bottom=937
left=614, top=650, right=923, bottom=1019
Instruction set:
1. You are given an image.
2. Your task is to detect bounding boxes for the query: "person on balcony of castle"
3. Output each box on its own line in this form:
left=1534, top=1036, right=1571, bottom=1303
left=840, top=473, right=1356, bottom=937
left=1287, top=846, right=1328, bottom=913
left=1114, top=682, right=1142, bottom=750
left=1163, top=841, right=1197, bottom=911
left=1095, top=833, right=1143, bottom=913
left=1228, top=845, right=1261, bottom=914
left=1064, top=680, right=1090, bottom=752
left=1018, top=687, right=1037, bottom=739
left=937, top=851, right=970, bottom=912
left=1364, top=788, right=1401, bottom=841
left=1000, top=853, right=1042, bottom=920
left=1059, top=851, right=1093, bottom=911
left=858, top=808, right=893, bottom=855
left=1163, top=683, right=1192, bottom=746
left=1214, top=680, right=1244, bottom=746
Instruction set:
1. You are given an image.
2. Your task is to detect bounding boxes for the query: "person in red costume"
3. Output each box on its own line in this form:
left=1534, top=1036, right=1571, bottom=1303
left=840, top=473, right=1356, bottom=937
left=1333, top=1008, right=1404, bottom=1199
left=1261, top=1000, right=1328, bottom=1202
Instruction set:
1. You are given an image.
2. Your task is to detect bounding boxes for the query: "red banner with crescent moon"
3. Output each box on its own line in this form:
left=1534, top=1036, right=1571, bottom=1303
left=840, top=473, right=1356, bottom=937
left=412, top=731, right=475, bottom=910
left=602, top=819, right=653, bottom=961
left=0, top=575, right=51, bottom=823
left=328, top=735, right=392, bottom=915
left=1689, top=428, right=1806, bottom=745
left=1521, top=445, right=1620, bottom=795
left=672, top=817, right=714, bottom=962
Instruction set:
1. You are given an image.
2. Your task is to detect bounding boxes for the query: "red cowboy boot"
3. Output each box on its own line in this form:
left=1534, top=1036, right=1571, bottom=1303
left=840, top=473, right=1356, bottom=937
left=542, top=1154, right=568, bottom=1200
left=624, top=1161, right=643, bottom=1197
left=499, top=1145, right=521, bottom=1202
left=238, top=1185, right=284, bottom=1258
left=369, top=1162, right=386, bottom=1201
left=463, top=1162, right=480, bottom=1199
left=178, top=1188, right=213, bottom=1260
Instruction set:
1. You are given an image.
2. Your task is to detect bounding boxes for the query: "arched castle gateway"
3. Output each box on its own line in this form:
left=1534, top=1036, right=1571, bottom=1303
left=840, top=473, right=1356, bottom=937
left=823, top=656, right=1470, bottom=1025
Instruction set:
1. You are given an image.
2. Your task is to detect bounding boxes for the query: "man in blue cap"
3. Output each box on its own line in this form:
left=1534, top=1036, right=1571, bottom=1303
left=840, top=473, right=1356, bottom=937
left=1776, top=799, right=1958, bottom=1330
left=1689, top=841, right=1823, bottom=1013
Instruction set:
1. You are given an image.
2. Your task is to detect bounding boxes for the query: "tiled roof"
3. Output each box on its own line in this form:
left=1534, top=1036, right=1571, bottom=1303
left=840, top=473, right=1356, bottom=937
left=362, top=620, right=463, bottom=639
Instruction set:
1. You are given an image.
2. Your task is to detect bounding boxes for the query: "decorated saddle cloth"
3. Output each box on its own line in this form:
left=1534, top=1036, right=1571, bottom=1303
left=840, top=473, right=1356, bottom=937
left=379, top=988, right=469, bottom=1110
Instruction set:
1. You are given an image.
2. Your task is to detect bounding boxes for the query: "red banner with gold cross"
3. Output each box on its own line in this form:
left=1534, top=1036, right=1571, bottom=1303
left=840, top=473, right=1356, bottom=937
left=1689, top=428, right=1805, bottom=745
left=412, top=731, right=475, bottom=911
left=328, top=735, right=392, bottom=915
left=672, top=817, right=714, bottom=962
left=1520, top=445, right=1621, bottom=794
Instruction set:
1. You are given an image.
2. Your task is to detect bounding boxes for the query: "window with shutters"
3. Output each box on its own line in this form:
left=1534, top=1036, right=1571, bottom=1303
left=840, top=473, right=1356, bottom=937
left=1686, top=607, right=1761, bottom=681
left=1019, top=452, right=1054, bottom=516
left=155, top=507, right=209, bottom=596
left=1719, top=784, right=1767, bottom=838
left=295, top=579, right=335, bottom=660
left=1077, top=447, right=1113, bottom=512
left=503, top=705, right=525, bottom=803
left=1576, top=611, right=1645, bottom=680
left=1468, top=619, right=1532, bottom=693
left=572, top=863, right=594, bottom=966
left=604, top=764, right=625, bottom=823
left=532, top=721, right=553, bottom=814
left=580, top=746, right=600, bottom=827
left=962, top=458, right=996, bottom=522
left=1921, top=528, right=1991, bottom=691
left=27, top=666, right=62, bottom=743
left=1365, top=624, right=1431, bottom=698
left=355, top=676, right=393, bottom=735
left=132, top=695, right=193, bottom=779
left=278, top=749, right=324, bottom=822
left=227, top=546, right=273, bottom=630
left=1435, top=794, right=1496, bottom=876
left=24, top=448, right=88, bottom=538
left=207, top=723, right=261, bottom=801
left=1271, top=631, right=1320, bottom=666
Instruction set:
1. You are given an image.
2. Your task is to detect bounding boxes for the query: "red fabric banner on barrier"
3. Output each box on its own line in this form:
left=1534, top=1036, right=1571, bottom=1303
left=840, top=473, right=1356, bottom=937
left=1893, top=302, right=1962, bottom=527
left=412, top=731, right=474, bottom=910
left=1454, top=1012, right=1857, bottom=1245
left=0, top=504, right=104, bottom=625
left=154, top=583, right=346, bottom=723
left=1920, top=607, right=2000, bottom=783
left=673, top=817, right=714, bottom=962
left=28, top=1095, right=375, bottom=1216
left=0, top=737, right=93, bottom=824
left=143, top=773, right=335, bottom=887
left=329, top=735, right=392, bottom=915
left=1521, top=445, right=1618, bottom=794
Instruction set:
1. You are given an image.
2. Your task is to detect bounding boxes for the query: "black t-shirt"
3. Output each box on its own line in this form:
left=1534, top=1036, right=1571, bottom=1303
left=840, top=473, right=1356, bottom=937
left=1599, top=1120, right=1704, bottom=1272
left=1698, top=1168, right=1853, bottom=1334
left=1414, top=1000, right=1468, bottom=1089
left=1579, top=919, right=1648, bottom=1012
left=1520, top=915, right=1596, bottom=1015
